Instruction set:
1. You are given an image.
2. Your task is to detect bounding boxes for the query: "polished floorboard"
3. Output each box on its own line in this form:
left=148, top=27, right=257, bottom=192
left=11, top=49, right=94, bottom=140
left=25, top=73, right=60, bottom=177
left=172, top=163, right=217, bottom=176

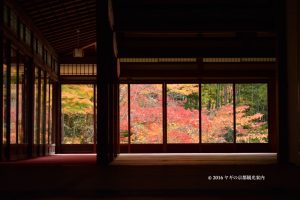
left=114, top=153, right=277, bottom=165
left=0, top=153, right=276, bottom=165
left=0, top=153, right=299, bottom=200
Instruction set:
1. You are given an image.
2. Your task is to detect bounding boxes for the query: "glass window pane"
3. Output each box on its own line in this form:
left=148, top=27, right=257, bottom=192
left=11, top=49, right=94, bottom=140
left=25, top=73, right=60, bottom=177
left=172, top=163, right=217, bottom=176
left=40, top=71, right=45, bottom=144
left=167, top=84, right=199, bottom=143
left=49, top=82, right=53, bottom=144
left=3, top=54, right=8, bottom=144
left=61, top=85, right=94, bottom=144
left=34, top=68, right=40, bottom=144
left=10, top=49, right=17, bottom=144
left=130, top=84, right=163, bottom=144
left=18, top=56, right=25, bottom=144
left=45, top=77, right=49, bottom=144
left=201, top=84, right=234, bottom=143
left=119, top=84, right=128, bottom=144
left=236, top=84, right=268, bottom=143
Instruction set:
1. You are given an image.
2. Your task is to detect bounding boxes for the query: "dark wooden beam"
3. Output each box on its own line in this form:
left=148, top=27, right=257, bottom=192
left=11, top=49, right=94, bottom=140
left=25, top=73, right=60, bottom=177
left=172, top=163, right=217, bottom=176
left=276, top=0, right=288, bottom=164
left=114, top=0, right=276, bottom=32
left=60, top=76, right=96, bottom=84
left=116, top=21, right=276, bottom=33
left=0, top=0, right=3, bottom=161
left=49, top=30, right=96, bottom=43
left=52, top=37, right=96, bottom=54
left=21, top=0, right=61, bottom=13
left=120, top=62, right=276, bottom=80
left=40, top=17, right=95, bottom=34
left=97, top=0, right=118, bottom=165
left=53, top=36, right=95, bottom=47
left=33, top=4, right=96, bottom=25
left=5, top=0, right=58, bottom=59
left=53, top=37, right=96, bottom=50
left=115, top=0, right=273, bottom=6
left=28, top=0, right=93, bottom=16
left=25, top=58, right=35, bottom=158
left=118, top=37, right=276, bottom=58
left=60, top=56, right=96, bottom=64
left=5, top=41, right=11, bottom=160
left=55, top=83, right=61, bottom=154
left=45, top=25, right=95, bottom=40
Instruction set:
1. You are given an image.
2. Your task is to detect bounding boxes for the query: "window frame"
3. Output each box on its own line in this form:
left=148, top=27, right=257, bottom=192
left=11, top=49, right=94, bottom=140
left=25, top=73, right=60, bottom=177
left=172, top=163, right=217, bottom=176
left=58, top=83, right=97, bottom=153
left=119, top=79, right=275, bottom=153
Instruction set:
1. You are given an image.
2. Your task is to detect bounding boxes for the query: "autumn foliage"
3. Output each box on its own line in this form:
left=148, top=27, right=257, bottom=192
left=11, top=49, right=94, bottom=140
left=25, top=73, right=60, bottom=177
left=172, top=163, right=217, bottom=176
left=120, top=84, right=268, bottom=144
left=61, top=85, right=94, bottom=144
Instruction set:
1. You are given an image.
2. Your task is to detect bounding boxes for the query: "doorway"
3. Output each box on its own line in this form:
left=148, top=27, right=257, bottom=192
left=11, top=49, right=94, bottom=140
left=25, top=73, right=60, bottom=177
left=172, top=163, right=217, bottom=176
left=60, top=84, right=97, bottom=153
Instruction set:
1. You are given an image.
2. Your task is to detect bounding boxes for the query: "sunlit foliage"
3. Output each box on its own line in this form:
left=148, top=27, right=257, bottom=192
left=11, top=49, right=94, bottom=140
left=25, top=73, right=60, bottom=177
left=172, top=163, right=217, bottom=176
left=120, top=83, right=268, bottom=144
left=61, top=85, right=94, bottom=144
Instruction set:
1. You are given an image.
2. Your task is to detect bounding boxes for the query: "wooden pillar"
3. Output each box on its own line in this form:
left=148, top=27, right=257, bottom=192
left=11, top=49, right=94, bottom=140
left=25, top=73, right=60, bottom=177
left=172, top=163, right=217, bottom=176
left=286, top=0, right=300, bottom=165
left=54, top=82, right=61, bottom=154
left=277, top=0, right=289, bottom=164
left=5, top=41, right=11, bottom=160
left=96, top=0, right=118, bottom=165
left=0, top=0, right=3, bottom=161
left=25, top=58, right=34, bottom=158
left=114, top=69, right=120, bottom=156
left=42, top=72, right=47, bottom=155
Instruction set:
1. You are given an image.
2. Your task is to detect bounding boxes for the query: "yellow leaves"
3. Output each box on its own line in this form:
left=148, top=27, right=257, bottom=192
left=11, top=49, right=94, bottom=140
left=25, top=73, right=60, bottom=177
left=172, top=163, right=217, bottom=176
left=137, top=84, right=162, bottom=95
left=61, top=85, right=94, bottom=115
left=167, top=84, right=199, bottom=95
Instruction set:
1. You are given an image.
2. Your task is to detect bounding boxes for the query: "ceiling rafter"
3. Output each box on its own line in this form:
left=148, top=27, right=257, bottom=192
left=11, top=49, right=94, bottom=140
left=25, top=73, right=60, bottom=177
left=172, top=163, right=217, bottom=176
left=49, top=31, right=96, bottom=44
left=31, top=3, right=96, bottom=24
left=26, top=0, right=90, bottom=15
left=43, top=23, right=95, bottom=38
left=36, top=13, right=96, bottom=29
left=54, top=38, right=96, bottom=50
left=16, top=0, right=96, bottom=56
left=16, top=0, right=276, bottom=58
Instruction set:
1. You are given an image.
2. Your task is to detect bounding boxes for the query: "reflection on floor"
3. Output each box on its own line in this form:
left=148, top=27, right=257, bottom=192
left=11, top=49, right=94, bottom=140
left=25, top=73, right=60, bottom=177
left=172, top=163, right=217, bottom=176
left=0, top=153, right=299, bottom=200
left=0, top=153, right=277, bottom=166
left=0, top=154, right=97, bottom=165
left=114, top=153, right=277, bottom=165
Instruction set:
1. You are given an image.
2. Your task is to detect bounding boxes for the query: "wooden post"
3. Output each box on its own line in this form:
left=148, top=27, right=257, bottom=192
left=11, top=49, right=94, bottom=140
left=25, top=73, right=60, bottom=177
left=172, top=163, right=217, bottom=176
left=25, top=58, right=34, bottom=158
left=54, top=82, right=61, bottom=154
left=42, top=72, right=47, bottom=155
left=5, top=41, right=11, bottom=160
left=277, top=0, right=289, bottom=164
left=0, top=0, right=3, bottom=161
left=97, top=0, right=118, bottom=165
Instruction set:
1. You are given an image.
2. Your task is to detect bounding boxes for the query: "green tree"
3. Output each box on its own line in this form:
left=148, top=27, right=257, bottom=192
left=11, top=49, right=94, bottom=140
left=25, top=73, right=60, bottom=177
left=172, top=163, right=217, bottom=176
left=61, top=85, right=94, bottom=144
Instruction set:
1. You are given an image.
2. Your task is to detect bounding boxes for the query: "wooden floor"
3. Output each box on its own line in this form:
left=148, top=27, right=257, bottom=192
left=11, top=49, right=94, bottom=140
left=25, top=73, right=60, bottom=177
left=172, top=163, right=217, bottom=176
left=0, top=153, right=277, bottom=165
left=113, top=153, right=277, bottom=165
left=0, top=153, right=299, bottom=200
left=0, top=154, right=97, bottom=165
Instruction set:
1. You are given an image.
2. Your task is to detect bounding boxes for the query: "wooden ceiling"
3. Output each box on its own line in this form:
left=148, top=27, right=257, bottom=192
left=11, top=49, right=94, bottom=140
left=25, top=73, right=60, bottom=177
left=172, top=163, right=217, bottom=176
left=114, top=0, right=278, bottom=57
left=16, top=0, right=96, bottom=56
left=114, top=0, right=277, bottom=32
left=15, top=0, right=278, bottom=58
